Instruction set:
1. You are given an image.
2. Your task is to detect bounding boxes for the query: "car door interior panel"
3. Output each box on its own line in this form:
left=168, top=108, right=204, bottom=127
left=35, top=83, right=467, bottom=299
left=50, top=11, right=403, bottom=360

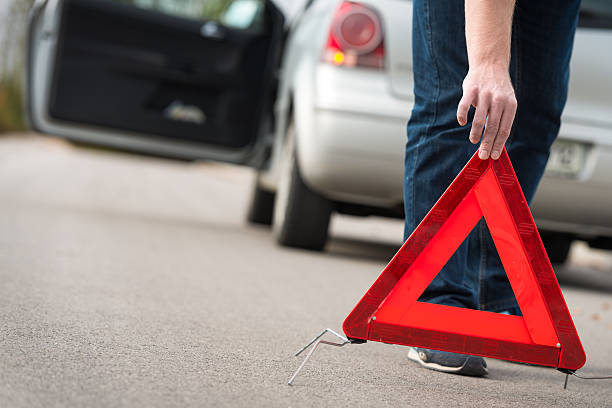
left=48, top=0, right=283, bottom=149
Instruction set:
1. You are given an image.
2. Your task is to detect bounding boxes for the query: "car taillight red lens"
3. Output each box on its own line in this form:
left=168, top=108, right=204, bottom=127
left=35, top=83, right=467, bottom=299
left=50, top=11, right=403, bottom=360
left=322, top=2, right=385, bottom=69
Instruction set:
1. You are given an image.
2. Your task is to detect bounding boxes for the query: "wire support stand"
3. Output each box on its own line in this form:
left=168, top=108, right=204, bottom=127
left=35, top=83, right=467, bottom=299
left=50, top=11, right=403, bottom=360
left=288, top=328, right=355, bottom=386
left=559, top=368, right=612, bottom=390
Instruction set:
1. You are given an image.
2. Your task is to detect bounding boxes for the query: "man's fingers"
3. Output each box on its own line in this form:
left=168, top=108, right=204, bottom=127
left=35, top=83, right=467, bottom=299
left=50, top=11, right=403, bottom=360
left=490, top=101, right=517, bottom=160
left=457, top=89, right=476, bottom=127
left=479, top=102, right=502, bottom=160
left=469, top=97, right=488, bottom=147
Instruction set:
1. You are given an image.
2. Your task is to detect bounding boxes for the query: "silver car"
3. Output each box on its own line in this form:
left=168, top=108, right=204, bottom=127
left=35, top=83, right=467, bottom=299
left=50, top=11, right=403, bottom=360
left=26, top=0, right=612, bottom=263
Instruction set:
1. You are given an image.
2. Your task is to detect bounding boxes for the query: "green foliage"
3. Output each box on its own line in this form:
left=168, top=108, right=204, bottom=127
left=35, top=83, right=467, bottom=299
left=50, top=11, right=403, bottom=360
left=1, top=0, right=34, bottom=133
left=0, top=78, right=25, bottom=133
left=200, top=0, right=234, bottom=19
left=112, top=0, right=236, bottom=22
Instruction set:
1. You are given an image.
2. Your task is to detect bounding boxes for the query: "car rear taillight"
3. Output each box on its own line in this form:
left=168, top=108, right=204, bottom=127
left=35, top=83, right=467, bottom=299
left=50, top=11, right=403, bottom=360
left=322, top=2, right=385, bottom=69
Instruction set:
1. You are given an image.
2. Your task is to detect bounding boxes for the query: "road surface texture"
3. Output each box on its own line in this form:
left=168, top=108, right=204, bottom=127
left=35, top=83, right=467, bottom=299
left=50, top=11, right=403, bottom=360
left=1, top=134, right=611, bottom=407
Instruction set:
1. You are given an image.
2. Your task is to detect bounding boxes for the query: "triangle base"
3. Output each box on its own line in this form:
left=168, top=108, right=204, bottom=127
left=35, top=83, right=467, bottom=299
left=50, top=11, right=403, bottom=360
left=370, top=320, right=559, bottom=366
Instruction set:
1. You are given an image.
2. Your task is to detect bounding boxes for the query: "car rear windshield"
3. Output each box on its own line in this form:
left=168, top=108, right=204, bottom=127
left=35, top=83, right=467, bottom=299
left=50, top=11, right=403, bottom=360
left=579, top=0, right=612, bottom=29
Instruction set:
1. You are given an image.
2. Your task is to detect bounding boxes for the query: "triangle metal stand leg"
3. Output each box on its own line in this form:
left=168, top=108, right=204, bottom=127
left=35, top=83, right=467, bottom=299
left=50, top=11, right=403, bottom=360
left=288, top=328, right=357, bottom=386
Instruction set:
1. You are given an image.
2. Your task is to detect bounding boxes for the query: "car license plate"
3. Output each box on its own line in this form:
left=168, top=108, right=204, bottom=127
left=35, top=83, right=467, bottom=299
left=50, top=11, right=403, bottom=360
left=544, top=140, right=588, bottom=178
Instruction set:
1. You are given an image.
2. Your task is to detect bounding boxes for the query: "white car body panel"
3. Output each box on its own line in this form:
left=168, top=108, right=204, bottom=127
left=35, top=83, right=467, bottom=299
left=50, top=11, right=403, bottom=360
left=563, top=28, right=612, bottom=128
left=532, top=24, right=612, bottom=236
left=302, top=64, right=409, bottom=206
left=271, top=0, right=612, bottom=238
left=26, top=0, right=612, bottom=241
left=269, top=0, right=413, bottom=206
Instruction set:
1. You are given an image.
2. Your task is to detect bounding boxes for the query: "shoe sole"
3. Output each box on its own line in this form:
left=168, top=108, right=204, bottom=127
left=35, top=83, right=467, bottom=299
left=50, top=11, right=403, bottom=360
left=408, top=347, right=488, bottom=377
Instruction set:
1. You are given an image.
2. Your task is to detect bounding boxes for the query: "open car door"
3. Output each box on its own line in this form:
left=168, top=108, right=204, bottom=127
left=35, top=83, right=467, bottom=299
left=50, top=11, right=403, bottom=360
left=26, top=0, right=284, bottom=163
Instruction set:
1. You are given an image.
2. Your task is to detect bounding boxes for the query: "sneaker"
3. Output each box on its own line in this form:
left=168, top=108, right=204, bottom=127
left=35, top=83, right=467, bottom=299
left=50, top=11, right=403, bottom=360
left=408, top=347, right=488, bottom=377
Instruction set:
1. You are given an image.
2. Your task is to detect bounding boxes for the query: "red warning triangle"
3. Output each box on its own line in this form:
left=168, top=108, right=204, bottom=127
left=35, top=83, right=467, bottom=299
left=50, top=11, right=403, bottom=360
left=343, top=148, right=586, bottom=370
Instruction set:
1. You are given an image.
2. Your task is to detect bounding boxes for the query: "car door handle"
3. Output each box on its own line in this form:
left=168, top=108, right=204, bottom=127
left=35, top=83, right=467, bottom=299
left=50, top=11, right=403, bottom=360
left=200, top=21, right=226, bottom=40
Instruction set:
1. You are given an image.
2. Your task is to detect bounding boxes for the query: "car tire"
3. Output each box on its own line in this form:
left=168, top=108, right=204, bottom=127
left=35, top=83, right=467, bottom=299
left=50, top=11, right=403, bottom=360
left=541, top=232, right=573, bottom=264
left=273, top=124, right=332, bottom=251
left=246, top=175, right=275, bottom=226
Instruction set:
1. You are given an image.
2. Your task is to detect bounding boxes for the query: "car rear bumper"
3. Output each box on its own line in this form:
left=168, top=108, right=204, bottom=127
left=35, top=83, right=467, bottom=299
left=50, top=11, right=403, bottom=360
left=301, top=108, right=406, bottom=206
left=296, top=65, right=411, bottom=207
left=532, top=121, right=612, bottom=238
left=296, top=67, right=612, bottom=242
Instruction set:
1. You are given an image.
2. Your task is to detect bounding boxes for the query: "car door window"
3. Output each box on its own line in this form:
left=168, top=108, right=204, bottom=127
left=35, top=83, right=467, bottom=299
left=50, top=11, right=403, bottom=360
left=111, top=0, right=266, bottom=31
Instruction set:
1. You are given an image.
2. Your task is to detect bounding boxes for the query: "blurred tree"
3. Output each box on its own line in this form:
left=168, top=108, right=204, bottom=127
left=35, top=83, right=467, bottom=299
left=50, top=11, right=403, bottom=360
left=200, top=0, right=234, bottom=19
left=0, top=79, right=24, bottom=133
left=112, top=0, right=235, bottom=21
left=0, top=0, right=34, bottom=133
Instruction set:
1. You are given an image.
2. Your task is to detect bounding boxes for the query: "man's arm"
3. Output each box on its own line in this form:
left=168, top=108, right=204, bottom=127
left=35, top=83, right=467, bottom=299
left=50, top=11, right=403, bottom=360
left=457, top=0, right=517, bottom=160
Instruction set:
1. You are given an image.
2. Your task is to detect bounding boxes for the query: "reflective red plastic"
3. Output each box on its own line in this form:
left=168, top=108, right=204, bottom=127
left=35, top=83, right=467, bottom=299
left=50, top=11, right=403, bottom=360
left=343, top=148, right=586, bottom=370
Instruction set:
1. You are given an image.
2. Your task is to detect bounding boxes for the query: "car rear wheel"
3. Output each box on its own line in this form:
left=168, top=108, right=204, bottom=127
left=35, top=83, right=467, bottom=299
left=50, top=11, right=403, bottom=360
left=273, top=124, right=332, bottom=251
left=541, top=232, right=573, bottom=264
left=246, top=174, right=275, bottom=226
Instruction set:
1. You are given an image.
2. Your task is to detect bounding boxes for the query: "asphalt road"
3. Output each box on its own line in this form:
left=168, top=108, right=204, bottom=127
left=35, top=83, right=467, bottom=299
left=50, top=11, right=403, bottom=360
left=1, top=134, right=611, bottom=407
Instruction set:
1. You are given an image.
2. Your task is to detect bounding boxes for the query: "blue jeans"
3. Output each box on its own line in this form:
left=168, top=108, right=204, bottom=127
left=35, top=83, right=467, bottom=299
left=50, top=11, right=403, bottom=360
left=404, top=0, right=581, bottom=314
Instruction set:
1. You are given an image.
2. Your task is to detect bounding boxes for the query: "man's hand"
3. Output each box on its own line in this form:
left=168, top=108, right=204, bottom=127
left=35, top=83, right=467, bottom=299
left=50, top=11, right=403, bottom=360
left=460, top=0, right=516, bottom=160
left=457, top=64, right=517, bottom=160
